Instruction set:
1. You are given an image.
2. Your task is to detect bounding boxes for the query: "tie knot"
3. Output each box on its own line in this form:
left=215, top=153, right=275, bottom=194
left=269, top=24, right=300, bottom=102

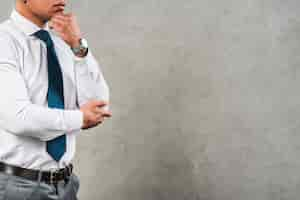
left=33, top=29, right=53, bottom=47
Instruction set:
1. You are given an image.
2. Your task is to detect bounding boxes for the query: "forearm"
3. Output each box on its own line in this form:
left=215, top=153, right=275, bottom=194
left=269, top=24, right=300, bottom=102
left=0, top=101, right=83, bottom=141
left=73, top=49, right=110, bottom=109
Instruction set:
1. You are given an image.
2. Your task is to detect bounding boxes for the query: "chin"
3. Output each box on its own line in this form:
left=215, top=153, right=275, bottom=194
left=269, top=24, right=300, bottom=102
left=46, top=11, right=58, bottom=19
left=42, top=15, right=51, bottom=22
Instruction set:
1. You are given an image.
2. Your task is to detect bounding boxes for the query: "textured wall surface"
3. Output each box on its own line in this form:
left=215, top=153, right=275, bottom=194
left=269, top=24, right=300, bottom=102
left=1, top=0, right=300, bottom=199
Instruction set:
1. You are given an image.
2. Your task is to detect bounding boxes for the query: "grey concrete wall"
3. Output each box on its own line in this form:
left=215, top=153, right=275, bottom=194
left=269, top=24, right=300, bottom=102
left=2, top=0, right=300, bottom=199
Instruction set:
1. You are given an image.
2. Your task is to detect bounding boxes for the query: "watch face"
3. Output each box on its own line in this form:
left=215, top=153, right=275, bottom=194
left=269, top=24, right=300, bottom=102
left=80, top=38, right=88, bottom=48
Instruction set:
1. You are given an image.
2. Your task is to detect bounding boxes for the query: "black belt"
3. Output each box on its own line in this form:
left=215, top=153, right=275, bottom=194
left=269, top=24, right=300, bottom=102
left=0, top=161, right=73, bottom=185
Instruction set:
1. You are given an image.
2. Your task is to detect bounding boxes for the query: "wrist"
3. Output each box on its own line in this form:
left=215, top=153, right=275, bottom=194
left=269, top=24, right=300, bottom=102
left=71, top=38, right=89, bottom=58
left=70, top=37, right=81, bottom=49
left=74, top=47, right=88, bottom=58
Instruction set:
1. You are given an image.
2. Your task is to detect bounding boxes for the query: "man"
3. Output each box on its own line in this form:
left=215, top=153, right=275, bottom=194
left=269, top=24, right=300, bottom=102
left=0, top=0, right=112, bottom=199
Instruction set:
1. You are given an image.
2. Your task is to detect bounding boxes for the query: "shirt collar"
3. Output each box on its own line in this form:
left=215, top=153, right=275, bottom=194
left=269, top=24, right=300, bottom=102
left=10, top=8, right=50, bottom=36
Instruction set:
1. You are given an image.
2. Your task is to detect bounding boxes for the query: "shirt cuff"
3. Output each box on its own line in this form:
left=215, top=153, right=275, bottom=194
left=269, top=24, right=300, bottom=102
left=63, top=109, right=83, bottom=132
left=73, top=48, right=91, bottom=64
left=73, top=48, right=101, bottom=80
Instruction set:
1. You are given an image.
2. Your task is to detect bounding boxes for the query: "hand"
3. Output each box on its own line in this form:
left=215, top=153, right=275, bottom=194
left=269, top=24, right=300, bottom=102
left=48, top=13, right=82, bottom=48
left=79, top=100, right=112, bottom=130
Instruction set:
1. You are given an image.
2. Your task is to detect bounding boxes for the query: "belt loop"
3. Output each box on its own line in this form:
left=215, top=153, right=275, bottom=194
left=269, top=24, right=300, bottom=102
left=68, top=163, right=73, bottom=176
left=49, top=167, right=57, bottom=185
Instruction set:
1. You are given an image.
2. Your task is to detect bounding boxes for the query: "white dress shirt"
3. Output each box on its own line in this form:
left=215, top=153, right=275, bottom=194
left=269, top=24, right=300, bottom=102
left=0, top=9, right=109, bottom=170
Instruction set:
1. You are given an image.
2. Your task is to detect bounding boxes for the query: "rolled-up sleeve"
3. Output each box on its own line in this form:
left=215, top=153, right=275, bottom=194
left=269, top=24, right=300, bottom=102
left=73, top=49, right=110, bottom=111
left=0, top=32, right=83, bottom=141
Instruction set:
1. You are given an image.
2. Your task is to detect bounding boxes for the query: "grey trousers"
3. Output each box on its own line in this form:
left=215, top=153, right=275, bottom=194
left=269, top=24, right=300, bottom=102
left=0, top=170, right=80, bottom=200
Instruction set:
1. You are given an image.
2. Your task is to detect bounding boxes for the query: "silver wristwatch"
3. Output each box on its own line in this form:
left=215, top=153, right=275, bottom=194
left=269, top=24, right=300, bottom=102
left=71, top=38, right=88, bottom=56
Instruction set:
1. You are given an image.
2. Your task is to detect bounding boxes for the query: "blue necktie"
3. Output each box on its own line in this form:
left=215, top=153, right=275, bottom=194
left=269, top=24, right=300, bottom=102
left=33, top=30, right=66, bottom=162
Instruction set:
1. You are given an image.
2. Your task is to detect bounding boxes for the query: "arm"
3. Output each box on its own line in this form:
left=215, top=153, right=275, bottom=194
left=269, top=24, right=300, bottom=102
left=73, top=49, right=110, bottom=110
left=48, top=13, right=110, bottom=111
left=0, top=33, right=83, bottom=141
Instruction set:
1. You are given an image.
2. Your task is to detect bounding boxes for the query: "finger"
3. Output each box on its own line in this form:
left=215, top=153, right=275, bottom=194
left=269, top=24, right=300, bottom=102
left=55, top=12, right=72, bottom=17
left=87, top=123, right=98, bottom=129
left=50, top=18, right=67, bottom=27
left=53, top=13, right=75, bottom=22
left=95, top=120, right=103, bottom=126
left=96, top=121, right=103, bottom=126
left=92, top=115, right=102, bottom=125
left=63, top=13, right=75, bottom=19
left=102, top=110, right=112, bottom=117
left=93, top=106, right=103, bottom=114
left=96, top=115, right=104, bottom=123
left=49, top=20, right=64, bottom=31
left=93, top=100, right=108, bottom=107
left=52, top=14, right=71, bottom=22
